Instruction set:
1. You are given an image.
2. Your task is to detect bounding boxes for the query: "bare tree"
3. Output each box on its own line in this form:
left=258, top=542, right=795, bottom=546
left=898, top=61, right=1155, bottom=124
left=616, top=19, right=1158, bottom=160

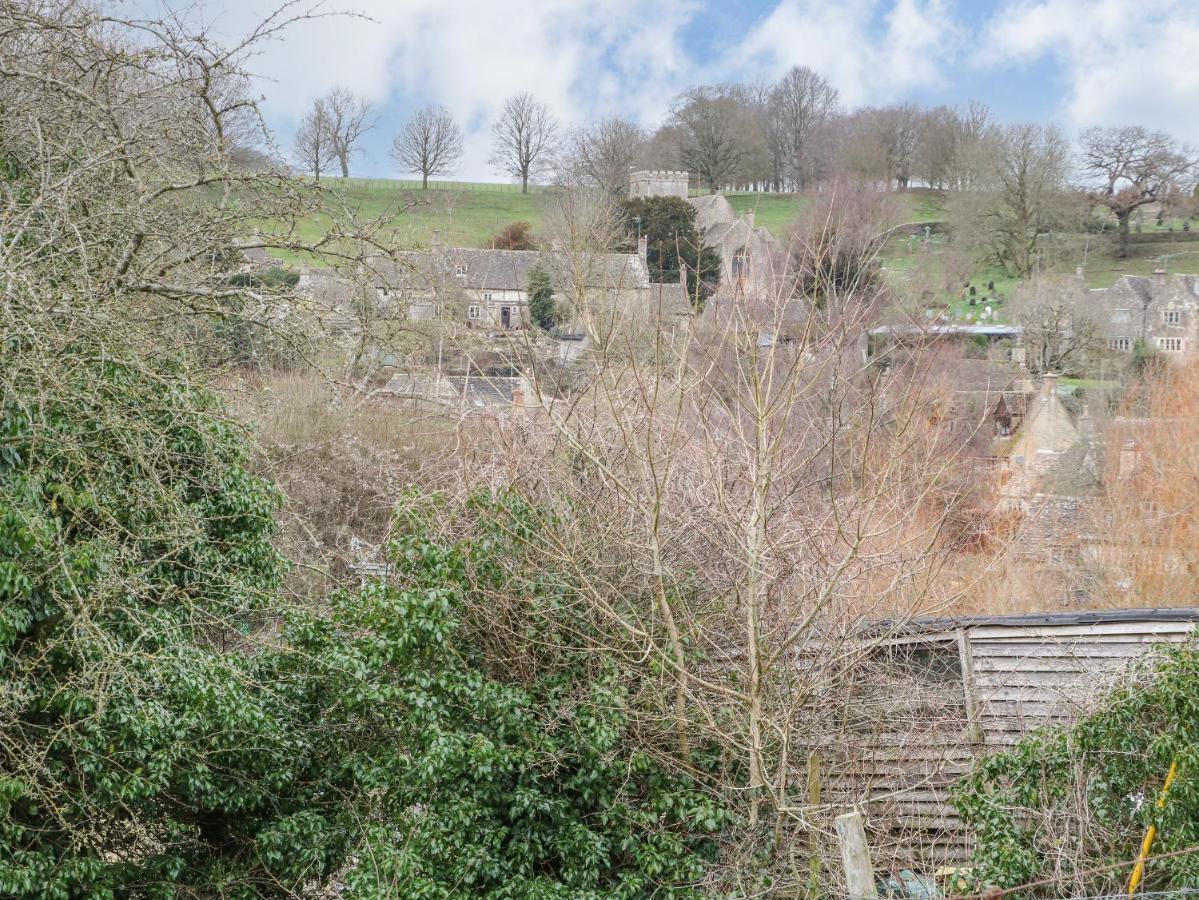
left=504, top=227, right=976, bottom=887
left=670, top=85, right=746, bottom=193
left=294, top=98, right=337, bottom=183
left=321, top=86, right=373, bottom=178
left=565, top=115, right=647, bottom=195
left=827, top=109, right=891, bottom=187
left=490, top=92, right=558, bottom=193
left=766, top=66, right=839, bottom=190
left=947, top=123, right=1071, bottom=277
left=1011, top=275, right=1105, bottom=374
left=875, top=102, right=922, bottom=190
left=392, top=104, right=464, bottom=188
left=1082, top=126, right=1198, bottom=257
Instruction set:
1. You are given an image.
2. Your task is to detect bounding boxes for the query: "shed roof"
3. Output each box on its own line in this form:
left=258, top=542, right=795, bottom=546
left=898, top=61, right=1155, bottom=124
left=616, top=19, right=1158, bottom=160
left=887, top=606, right=1199, bottom=636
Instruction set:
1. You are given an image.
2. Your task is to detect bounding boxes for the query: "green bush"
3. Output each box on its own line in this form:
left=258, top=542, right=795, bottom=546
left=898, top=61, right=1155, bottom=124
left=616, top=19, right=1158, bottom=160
left=955, top=644, right=1199, bottom=894
left=0, top=332, right=724, bottom=896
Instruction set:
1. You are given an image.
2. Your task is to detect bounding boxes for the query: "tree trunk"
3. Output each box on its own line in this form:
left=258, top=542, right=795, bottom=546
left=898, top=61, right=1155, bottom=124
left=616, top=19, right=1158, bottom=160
left=1117, top=211, right=1131, bottom=258
left=521, top=170, right=529, bottom=194
left=338, top=152, right=349, bottom=179
left=422, top=171, right=428, bottom=190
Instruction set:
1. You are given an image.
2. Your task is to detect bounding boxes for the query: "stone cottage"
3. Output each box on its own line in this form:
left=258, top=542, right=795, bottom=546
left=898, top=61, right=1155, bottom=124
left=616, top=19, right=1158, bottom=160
left=1086, top=270, right=1199, bottom=360
left=300, top=245, right=651, bottom=332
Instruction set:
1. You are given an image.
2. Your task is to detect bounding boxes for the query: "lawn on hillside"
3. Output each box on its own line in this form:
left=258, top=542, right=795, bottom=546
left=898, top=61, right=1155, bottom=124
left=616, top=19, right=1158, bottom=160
left=256, top=179, right=950, bottom=264
left=256, top=181, right=1199, bottom=306
left=256, top=178, right=550, bottom=263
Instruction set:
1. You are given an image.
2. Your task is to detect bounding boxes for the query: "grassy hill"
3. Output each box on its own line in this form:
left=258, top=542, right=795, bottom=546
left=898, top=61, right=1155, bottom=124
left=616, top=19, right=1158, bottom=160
left=258, top=178, right=945, bottom=265
left=259, top=180, right=1199, bottom=316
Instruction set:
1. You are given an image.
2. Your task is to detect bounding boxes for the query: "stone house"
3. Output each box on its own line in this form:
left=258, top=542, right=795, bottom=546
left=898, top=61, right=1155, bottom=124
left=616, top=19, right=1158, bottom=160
left=1084, top=271, right=1199, bottom=360
left=300, top=245, right=651, bottom=332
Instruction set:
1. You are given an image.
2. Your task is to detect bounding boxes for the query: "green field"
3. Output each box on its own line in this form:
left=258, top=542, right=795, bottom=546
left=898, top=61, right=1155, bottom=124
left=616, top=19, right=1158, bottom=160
left=259, top=180, right=1199, bottom=309
left=256, top=179, right=549, bottom=262
left=258, top=179, right=950, bottom=264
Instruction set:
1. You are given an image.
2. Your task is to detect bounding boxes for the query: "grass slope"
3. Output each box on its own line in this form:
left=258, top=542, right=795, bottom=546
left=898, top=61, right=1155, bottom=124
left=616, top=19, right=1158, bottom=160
left=261, top=179, right=946, bottom=264
left=261, top=180, right=1199, bottom=315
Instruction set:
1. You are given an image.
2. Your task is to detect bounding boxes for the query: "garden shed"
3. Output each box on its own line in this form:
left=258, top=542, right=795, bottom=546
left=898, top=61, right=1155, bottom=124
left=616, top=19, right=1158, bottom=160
left=813, top=607, right=1199, bottom=869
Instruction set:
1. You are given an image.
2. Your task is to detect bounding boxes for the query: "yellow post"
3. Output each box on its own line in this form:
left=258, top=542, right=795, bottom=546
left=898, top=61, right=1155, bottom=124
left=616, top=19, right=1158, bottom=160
left=1128, top=758, right=1179, bottom=895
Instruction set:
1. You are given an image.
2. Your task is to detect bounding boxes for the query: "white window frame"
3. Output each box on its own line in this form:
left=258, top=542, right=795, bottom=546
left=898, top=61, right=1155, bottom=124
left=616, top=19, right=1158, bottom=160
left=1164, top=309, right=1182, bottom=325
left=454, top=264, right=467, bottom=277
left=1158, top=337, right=1184, bottom=352
left=1109, top=337, right=1132, bottom=352
left=467, top=304, right=482, bottom=320
left=483, top=291, right=494, bottom=302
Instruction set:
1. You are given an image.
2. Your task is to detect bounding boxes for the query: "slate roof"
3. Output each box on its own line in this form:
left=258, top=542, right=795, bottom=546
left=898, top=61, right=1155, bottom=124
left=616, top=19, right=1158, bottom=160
left=374, top=249, right=649, bottom=293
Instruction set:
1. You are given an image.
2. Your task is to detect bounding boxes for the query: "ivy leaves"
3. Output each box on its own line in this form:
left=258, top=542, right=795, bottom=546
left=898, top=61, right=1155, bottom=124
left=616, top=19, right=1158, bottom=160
left=0, top=348, right=723, bottom=900
left=955, top=646, right=1199, bottom=893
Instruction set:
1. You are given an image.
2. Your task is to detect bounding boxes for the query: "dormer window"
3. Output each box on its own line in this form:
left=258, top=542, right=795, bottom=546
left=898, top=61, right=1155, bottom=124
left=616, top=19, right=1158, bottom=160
left=454, top=264, right=467, bottom=277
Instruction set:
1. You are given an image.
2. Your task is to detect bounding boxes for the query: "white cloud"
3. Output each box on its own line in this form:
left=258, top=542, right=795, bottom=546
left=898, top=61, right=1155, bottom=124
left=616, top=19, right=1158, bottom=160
left=983, top=0, right=1199, bottom=144
left=731, top=0, right=961, bottom=107
left=187, top=0, right=700, bottom=179
left=143, top=0, right=975, bottom=179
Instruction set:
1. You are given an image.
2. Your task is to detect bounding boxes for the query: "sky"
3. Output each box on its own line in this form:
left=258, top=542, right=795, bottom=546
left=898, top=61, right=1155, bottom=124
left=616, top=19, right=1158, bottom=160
left=124, top=0, right=1199, bottom=181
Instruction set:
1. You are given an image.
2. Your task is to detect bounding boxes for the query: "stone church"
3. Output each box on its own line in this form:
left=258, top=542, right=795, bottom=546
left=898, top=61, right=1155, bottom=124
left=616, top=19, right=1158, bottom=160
left=628, top=170, right=781, bottom=296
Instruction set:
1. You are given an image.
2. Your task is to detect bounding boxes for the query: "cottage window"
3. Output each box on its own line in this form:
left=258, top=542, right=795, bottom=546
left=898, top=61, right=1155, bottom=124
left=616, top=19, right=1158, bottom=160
left=1164, top=309, right=1182, bottom=325
left=455, top=264, right=467, bottom=277
left=1109, top=337, right=1132, bottom=352
left=467, top=304, right=482, bottom=320
left=1158, top=337, right=1184, bottom=352
left=483, top=292, right=493, bottom=302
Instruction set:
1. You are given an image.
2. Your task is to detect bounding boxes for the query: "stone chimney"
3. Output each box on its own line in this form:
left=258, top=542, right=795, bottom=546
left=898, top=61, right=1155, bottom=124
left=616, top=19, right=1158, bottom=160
left=637, top=234, right=648, bottom=265
left=1041, top=372, right=1058, bottom=399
